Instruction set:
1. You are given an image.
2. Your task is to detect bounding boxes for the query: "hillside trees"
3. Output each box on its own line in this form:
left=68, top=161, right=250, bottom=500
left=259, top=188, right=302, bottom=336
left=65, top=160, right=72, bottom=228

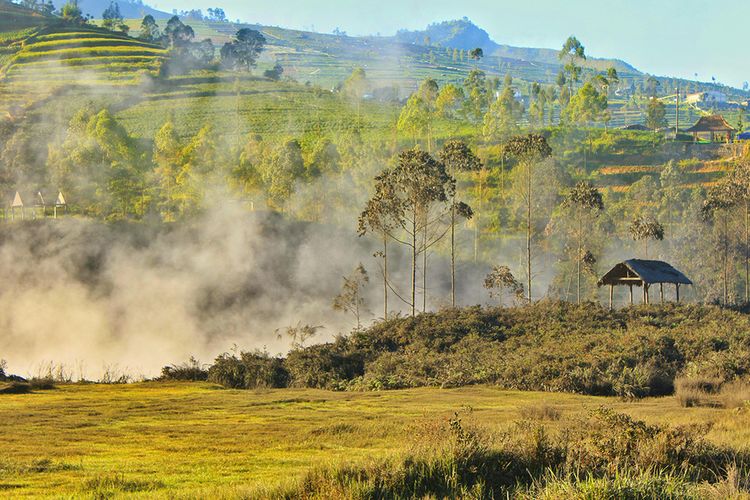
left=152, top=120, right=182, bottom=220
left=435, top=84, right=464, bottom=118
left=48, top=108, right=144, bottom=218
left=101, top=1, right=126, bottom=32
left=60, top=0, right=85, bottom=23
left=221, top=28, right=266, bottom=71
left=702, top=182, right=739, bottom=304
left=463, top=69, right=488, bottom=122
left=483, top=74, right=523, bottom=141
left=629, top=215, right=664, bottom=258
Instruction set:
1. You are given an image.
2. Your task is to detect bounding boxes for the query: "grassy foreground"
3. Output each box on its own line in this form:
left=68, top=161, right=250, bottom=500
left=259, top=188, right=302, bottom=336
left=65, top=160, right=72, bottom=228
left=1, top=382, right=748, bottom=498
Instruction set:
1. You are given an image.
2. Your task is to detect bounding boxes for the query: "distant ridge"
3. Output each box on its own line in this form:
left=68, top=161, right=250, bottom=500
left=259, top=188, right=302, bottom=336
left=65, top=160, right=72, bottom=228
left=395, top=18, right=639, bottom=74
left=52, top=0, right=172, bottom=20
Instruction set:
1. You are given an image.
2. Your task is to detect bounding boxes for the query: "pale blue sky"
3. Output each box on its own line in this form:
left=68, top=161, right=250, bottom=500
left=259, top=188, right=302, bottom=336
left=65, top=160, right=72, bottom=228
left=150, top=0, right=750, bottom=88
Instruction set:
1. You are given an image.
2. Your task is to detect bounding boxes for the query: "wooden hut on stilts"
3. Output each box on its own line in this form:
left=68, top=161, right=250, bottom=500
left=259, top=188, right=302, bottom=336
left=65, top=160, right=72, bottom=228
left=598, top=259, right=692, bottom=310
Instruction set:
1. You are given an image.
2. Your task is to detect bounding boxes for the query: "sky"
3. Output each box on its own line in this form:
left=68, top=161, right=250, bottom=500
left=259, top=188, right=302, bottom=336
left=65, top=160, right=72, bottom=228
left=149, top=0, right=750, bottom=89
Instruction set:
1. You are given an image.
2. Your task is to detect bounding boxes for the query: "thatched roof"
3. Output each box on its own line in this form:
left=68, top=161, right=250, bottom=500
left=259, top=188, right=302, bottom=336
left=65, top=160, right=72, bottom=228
left=685, top=114, right=735, bottom=133
left=598, top=259, right=692, bottom=287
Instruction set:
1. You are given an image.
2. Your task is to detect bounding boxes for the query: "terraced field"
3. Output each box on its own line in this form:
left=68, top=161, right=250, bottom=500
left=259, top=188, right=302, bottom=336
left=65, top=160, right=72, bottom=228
left=0, top=25, right=166, bottom=116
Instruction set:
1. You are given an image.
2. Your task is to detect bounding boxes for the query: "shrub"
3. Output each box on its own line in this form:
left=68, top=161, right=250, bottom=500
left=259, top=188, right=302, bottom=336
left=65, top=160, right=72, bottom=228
left=0, top=381, right=31, bottom=394
left=207, top=350, right=288, bottom=389
left=720, top=380, right=750, bottom=409
left=674, top=376, right=723, bottom=407
left=160, top=357, right=208, bottom=381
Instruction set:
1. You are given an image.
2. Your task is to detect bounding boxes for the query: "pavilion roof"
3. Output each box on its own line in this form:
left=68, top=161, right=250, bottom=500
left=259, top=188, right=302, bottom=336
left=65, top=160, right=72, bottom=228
left=598, top=259, right=692, bottom=287
left=685, top=114, right=736, bottom=133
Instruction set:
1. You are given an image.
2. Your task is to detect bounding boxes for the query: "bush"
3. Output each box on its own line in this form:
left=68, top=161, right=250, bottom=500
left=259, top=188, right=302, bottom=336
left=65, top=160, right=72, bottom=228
left=674, top=376, right=723, bottom=407
left=0, top=381, right=31, bottom=394
left=207, top=350, right=288, bottom=389
left=208, top=302, right=750, bottom=397
left=160, top=357, right=208, bottom=381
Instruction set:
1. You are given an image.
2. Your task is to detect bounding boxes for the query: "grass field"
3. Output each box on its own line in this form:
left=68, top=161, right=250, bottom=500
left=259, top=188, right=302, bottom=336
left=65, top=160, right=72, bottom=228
left=0, top=382, right=748, bottom=497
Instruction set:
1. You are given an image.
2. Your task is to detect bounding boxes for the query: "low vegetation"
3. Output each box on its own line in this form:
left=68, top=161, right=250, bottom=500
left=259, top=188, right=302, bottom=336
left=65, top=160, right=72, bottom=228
left=170, top=302, right=750, bottom=400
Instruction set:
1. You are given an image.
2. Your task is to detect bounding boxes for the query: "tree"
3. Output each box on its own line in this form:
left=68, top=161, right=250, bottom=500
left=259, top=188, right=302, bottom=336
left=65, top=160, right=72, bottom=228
left=702, top=182, right=739, bottom=304
left=439, top=140, right=480, bottom=307
left=605, top=67, right=619, bottom=98
left=645, top=98, right=667, bottom=132
left=629, top=215, right=665, bottom=258
left=332, top=264, right=369, bottom=329
left=220, top=28, right=266, bottom=71
left=397, top=79, right=438, bottom=151
left=505, top=134, right=553, bottom=301
left=164, top=16, right=195, bottom=48
left=371, top=149, right=452, bottom=316
left=559, top=36, right=586, bottom=95
left=435, top=84, right=464, bottom=118
left=564, top=81, right=607, bottom=126
left=60, top=0, right=84, bottom=23
left=463, top=69, right=488, bottom=122
left=358, top=182, right=400, bottom=321
left=483, top=74, right=522, bottom=141
left=562, top=181, right=604, bottom=303
left=469, top=47, right=483, bottom=61
left=101, top=1, right=122, bottom=30
left=341, top=67, right=369, bottom=99
left=138, top=15, right=161, bottom=43
left=722, top=163, right=750, bottom=302
left=153, top=120, right=183, bottom=220
left=484, top=265, right=524, bottom=306
left=264, top=63, right=284, bottom=81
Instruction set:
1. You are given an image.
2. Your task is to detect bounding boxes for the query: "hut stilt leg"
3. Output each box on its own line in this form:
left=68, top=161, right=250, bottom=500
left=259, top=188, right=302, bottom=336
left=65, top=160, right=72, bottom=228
left=643, top=284, right=647, bottom=304
left=660, top=283, right=664, bottom=304
left=676, top=284, right=680, bottom=303
left=629, top=285, right=633, bottom=305
left=609, top=285, right=613, bottom=311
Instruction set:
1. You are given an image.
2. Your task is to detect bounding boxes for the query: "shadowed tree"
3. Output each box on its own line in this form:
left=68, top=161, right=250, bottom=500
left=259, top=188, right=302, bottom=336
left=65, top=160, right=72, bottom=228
left=438, top=140, right=480, bottom=307
left=727, top=162, right=750, bottom=302
left=505, top=134, right=553, bottom=302
left=220, top=28, right=266, bottom=71
left=333, top=263, right=369, bottom=330
left=164, top=16, right=194, bottom=48
left=484, top=265, right=524, bottom=306
left=629, top=215, right=664, bottom=258
left=138, top=15, right=161, bottom=43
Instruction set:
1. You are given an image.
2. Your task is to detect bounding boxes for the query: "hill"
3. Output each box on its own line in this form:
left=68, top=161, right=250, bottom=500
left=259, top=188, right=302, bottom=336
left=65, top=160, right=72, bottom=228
left=53, top=0, right=172, bottom=19
left=395, top=18, right=639, bottom=74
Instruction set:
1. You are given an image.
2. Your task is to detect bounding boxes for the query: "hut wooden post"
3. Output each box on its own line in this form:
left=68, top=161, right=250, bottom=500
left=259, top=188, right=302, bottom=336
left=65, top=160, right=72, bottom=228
left=676, top=283, right=680, bottom=303
left=609, top=285, right=614, bottom=311
left=629, top=284, right=633, bottom=305
left=660, top=283, right=664, bottom=304
left=642, top=284, right=647, bottom=304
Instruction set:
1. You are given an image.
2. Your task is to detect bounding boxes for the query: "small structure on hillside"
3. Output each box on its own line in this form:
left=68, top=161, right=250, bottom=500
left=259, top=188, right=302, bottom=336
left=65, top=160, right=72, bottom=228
left=621, top=124, right=650, bottom=131
left=685, top=114, right=736, bottom=142
left=598, top=259, right=692, bottom=309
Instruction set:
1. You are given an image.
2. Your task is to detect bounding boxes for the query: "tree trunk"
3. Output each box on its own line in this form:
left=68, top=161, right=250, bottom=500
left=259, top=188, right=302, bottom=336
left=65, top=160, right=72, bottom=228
left=383, top=234, right=388, bottom=320
left=422, top=225, right=427, bottom=313
left=746, top=200, right=749, bottom=303
left=527, top=162, right=532, bottom=302
left=411, top=215, right=417, bottom=317
left=451, top=204, right=456, bottom=308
